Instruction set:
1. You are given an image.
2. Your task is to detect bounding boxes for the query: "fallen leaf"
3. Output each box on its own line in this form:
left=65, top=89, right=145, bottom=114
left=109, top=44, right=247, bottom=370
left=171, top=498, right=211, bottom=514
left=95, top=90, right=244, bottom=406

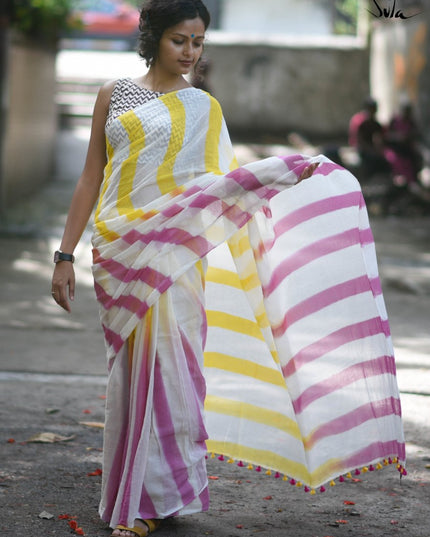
left=335, top=520, right=348, bottom=524
left=208, top=476, right=219, bottom=480
left=236, top=524, right=244, bottom=529
left=263, top=495, right=273, bottom=500
left=69, top=520, right=78, bottom=530
left=45, top=408, right=60, bottom=414
left=343, top=500, right=355, bottom=505
left=390, top=520, right=399, bottom=525
left=58, top=514, right=71, bottom=520
left=87, top=468, right=103, bottom=476
left=82, top=409, right=92, bottom=414
left=38, top=511, right=54, bottom=520
left=27, top=432, right=75, bottom=444
left=79, top=421, right=105, bottom=429
left=7, top=438, right=15, bottom=443
left=75, top=528, right=85, bottom=535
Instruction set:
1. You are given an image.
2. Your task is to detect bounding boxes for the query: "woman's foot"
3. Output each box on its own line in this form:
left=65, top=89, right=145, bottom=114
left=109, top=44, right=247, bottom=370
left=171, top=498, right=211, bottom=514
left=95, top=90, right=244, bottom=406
left=111, top=519, right=161, bottom=537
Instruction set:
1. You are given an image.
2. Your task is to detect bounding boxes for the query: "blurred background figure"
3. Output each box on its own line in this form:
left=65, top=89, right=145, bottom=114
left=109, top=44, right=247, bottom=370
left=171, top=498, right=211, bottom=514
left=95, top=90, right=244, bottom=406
left=191, top=57, right=212, bottom=93
left=385, top=98, right=424, bottom=186
left=348, top=96, right=392, bottom=182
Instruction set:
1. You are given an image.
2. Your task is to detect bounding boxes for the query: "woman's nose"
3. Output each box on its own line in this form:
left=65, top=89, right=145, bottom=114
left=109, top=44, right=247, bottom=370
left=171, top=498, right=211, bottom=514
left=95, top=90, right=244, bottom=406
left=183, top=41, right=193, bottom=56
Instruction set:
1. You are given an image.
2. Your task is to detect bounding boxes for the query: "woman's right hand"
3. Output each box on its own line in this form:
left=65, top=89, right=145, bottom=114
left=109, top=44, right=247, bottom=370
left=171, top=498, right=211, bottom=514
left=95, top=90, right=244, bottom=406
left=298, top=162, right=320, bottom=183
left=51, top=262, right=75, bottom=313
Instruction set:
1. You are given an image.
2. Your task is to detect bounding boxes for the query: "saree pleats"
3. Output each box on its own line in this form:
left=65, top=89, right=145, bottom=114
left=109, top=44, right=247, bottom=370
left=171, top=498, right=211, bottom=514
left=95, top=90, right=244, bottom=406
left=100, top=265, right=209, bottom=524
left=93, top=88, right=405, bottom=527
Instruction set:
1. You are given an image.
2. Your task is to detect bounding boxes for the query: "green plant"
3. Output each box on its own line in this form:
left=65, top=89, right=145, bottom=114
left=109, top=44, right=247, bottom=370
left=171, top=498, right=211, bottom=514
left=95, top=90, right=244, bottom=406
left=334, top=0, right=359, bottom=35
left=12, top=0, right=80, bottom=43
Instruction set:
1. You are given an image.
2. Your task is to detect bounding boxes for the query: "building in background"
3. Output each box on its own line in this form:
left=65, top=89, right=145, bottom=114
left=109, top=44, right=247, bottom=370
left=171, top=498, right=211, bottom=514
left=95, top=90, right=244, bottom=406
left=206, top=0, right=359, bottom=36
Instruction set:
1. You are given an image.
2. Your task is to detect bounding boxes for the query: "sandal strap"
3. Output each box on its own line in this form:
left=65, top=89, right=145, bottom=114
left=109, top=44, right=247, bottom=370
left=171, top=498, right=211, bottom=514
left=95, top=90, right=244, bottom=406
left=143, top=520, right=161, bottom=533
left=115, top=520, right=161, bottom=536
left=115, top=525, right=147, bottom=537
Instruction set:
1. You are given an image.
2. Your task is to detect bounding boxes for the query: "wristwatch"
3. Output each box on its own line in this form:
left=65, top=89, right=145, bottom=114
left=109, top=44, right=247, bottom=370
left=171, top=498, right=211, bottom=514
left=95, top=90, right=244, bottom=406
left=54, top=250, right=75, bottom=263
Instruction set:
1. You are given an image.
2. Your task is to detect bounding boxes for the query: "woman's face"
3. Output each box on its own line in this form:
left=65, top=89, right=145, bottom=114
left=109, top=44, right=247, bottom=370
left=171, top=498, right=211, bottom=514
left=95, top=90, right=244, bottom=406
left=155, top=17, right=206, bottom=76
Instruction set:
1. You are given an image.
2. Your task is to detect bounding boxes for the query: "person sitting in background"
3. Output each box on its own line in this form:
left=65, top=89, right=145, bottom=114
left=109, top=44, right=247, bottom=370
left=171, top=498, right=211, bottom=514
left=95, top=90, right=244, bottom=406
left=348, top=97, right=392, bottom=180
left=385, top=99, right=423, bottom=186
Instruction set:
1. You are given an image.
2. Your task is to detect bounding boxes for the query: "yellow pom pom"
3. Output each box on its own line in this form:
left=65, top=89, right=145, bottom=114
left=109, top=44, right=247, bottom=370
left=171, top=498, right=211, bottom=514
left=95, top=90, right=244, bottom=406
left=310, top=489, right=316, bottom=495
left=265, top=470, right=272, bottom=476
left=376, top=463, right=383, bottom=470
left=296, top=481, right=302, bottom=487
left=210, top=453, right=216, bottom=459
left=393, top=457, right=398, bottom=463
left=362, top=466, right=369, bottom=473
left=346, top=472, right=352, bottom=479
left=383, top=459, right=389, bottom=466
left=227, top=458, right=234, bottom=464
left=330, top=480, right=336, bottom=487
left=247, top=464, right=253, bottom=470
left=282, top=475, right=288, bottom=481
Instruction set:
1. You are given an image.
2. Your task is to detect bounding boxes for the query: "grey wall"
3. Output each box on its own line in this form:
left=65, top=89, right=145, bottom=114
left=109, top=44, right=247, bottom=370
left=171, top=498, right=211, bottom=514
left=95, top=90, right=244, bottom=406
left=205, top=36, right=370, bottom=140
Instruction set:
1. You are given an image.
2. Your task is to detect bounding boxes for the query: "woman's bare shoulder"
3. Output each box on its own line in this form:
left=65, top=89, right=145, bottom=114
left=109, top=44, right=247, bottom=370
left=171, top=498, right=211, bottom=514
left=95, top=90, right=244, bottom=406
left=97, top=79, right=118, bottom=105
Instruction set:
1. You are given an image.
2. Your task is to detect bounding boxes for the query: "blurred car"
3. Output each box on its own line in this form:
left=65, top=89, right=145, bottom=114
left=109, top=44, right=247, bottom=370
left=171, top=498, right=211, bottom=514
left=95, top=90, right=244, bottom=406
left=67, top=0, right=140, bottom=49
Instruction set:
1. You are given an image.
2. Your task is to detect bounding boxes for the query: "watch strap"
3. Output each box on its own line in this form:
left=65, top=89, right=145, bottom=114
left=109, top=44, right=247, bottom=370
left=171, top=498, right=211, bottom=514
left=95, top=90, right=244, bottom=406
left=54, top=250, right=75, bottom=263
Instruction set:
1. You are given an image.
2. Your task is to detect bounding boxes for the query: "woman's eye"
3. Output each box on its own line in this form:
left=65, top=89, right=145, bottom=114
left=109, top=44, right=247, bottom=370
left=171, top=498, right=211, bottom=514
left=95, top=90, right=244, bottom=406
left=173, top=40, right=184, bottom=45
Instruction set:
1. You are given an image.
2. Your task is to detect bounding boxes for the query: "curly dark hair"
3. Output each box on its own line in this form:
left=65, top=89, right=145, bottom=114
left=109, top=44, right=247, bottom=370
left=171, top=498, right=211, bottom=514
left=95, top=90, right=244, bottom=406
left=138, top=0, right=211, bottom=67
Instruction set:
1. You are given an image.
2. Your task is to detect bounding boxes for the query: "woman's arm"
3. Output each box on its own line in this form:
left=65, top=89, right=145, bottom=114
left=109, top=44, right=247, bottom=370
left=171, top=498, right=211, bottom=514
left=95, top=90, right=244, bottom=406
left=51, top=80, right=115, bottom=312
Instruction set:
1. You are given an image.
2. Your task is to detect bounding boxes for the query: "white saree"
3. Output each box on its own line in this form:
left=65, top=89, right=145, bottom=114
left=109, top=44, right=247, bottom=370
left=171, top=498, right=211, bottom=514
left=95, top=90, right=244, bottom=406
left=92, top=87, right=405, bottom=528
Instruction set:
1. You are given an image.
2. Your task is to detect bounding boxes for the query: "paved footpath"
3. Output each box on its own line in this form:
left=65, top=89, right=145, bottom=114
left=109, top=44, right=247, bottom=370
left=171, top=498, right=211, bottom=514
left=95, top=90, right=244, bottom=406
left=0, top=129, right=429, bottom=536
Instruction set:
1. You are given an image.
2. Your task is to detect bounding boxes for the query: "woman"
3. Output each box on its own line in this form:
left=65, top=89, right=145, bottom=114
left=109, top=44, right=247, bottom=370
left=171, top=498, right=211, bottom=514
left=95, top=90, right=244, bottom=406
left=52, top=1, right=405, bottom=536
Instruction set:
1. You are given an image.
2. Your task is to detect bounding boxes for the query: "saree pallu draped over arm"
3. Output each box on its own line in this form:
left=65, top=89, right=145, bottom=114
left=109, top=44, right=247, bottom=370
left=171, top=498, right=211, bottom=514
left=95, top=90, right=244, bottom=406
left=92, top=88, right=405, bottom=527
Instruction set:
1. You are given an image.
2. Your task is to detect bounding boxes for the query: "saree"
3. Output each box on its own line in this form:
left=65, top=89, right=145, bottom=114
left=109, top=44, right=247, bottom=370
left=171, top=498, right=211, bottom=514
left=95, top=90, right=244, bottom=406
left=92, top=87, right=405, bottom=528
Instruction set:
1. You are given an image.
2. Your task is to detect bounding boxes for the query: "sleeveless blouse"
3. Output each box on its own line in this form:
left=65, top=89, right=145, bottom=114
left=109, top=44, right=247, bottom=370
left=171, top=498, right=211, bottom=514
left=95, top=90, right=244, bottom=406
left=106, top=78, right=162, bottom=128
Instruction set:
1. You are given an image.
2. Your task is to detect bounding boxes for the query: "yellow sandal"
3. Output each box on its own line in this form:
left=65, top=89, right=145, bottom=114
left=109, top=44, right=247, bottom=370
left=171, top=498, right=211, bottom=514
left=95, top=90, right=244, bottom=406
left=112, top=519, right=161, bottom=537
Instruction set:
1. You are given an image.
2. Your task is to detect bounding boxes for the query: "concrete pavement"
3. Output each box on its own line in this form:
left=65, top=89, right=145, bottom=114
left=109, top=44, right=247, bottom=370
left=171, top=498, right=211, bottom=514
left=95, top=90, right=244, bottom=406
left=0, top=127, right=429, bottom=536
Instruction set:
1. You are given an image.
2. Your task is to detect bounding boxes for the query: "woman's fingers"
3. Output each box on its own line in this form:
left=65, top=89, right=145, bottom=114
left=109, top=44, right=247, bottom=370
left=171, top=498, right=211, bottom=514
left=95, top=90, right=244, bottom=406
left=51, top=264, right=75, bottom=313
left=298, top=162, right=320, bottom=182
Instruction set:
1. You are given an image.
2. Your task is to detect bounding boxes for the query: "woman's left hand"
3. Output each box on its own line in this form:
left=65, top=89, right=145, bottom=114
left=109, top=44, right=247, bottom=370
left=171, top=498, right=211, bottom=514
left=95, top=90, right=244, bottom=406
left=298, top=162, right=319, bottom=183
